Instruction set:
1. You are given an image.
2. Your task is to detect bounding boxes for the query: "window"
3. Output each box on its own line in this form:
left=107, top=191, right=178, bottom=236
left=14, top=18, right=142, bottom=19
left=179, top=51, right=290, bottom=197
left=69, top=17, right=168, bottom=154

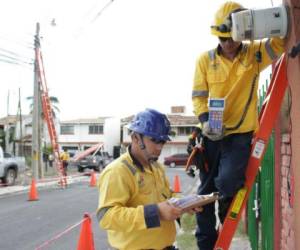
left=60, top=125, right=74, bottom=135
left=89, top=125, right=103, bottom=134
left=178, top=126, right=193, bottom=136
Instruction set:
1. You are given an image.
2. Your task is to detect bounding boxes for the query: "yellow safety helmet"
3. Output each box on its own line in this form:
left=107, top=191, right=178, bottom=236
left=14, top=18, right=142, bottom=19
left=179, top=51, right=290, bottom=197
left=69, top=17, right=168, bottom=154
left=210, top=1, right=244, bottom=38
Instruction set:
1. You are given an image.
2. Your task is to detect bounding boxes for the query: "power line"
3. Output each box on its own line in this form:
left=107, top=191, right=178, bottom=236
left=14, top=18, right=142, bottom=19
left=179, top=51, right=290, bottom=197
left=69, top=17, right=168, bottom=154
left=72, top=0, right=115, bottom=38
left=0, top=34, right=34, bottom=50
left=91, top=0, right=115, bottom=23
left=0, top=52, right=33, bottom=65
left=0, top=56, right=33, bottom=69
left=0, top=47, right=33, bottom=62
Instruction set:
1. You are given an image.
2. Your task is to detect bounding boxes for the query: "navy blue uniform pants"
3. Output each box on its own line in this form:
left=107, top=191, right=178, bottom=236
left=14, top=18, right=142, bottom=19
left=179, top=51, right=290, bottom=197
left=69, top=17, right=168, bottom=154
left=195, top=132, right=253, bottom=250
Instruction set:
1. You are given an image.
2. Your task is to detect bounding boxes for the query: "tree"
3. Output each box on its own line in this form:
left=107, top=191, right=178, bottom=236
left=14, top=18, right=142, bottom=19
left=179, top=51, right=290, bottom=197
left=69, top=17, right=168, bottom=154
left=26, top=95, right=60, bottom=118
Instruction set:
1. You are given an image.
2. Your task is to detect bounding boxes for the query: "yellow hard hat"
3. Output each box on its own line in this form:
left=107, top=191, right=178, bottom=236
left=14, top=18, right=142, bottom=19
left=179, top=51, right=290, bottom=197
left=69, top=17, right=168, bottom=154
left=211, top=1, right=244, bottom=37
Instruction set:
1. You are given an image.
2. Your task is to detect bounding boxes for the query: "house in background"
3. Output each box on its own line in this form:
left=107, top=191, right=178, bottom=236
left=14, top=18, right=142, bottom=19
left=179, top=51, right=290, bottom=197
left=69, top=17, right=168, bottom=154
left=0, top=106, right=198, bottom=162
left=58, top=118, right=108, bottom=156
left=0, top=115, right=34, bottom=156
left=121, top=106, right=198, bottom=162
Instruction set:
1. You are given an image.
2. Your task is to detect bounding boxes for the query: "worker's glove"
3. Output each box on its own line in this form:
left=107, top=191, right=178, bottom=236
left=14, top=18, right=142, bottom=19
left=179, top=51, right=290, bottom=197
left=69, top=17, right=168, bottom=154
left=202, top=121, right=224, bottom=141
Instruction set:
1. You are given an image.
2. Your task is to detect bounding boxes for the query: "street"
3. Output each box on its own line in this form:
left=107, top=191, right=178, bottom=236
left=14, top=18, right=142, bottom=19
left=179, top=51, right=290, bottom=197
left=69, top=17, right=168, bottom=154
left=0, top=167, right=197, bottom=250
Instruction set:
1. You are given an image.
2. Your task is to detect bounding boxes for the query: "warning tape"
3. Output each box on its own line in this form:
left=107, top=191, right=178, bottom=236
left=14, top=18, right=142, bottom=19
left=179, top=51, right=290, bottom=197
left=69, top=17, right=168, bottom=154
left=35, top=211, right=96, bottom=250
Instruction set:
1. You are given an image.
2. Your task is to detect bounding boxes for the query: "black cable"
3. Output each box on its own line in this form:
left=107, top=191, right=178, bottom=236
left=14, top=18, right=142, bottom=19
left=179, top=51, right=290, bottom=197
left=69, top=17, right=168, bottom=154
left=0, top=57, right=33, bottom=69
left=288, top=41, right=300, bottom=58
left=91, top=0, right=115, bottom=23
left=226, top=41, right=261, bottom=131
left=0, top=35, right=34, bottom=50
left=0, top=47, right=33, bottom=62
left=0, top=53, right=33, bottom=65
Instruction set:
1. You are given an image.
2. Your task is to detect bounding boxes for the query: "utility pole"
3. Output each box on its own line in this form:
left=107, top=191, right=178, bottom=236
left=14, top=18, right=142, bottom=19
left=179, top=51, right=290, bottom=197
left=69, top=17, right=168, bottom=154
left=18, top=88, right=23, bottom=156
left=32, top=23, right=42, bottom=180
left=5, top=90, right=10, bottom=154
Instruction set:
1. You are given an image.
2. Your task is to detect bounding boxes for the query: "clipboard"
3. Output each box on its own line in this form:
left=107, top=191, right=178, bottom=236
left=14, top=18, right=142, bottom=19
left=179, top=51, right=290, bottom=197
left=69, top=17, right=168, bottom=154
left=168, top=192, right=219, bottom=212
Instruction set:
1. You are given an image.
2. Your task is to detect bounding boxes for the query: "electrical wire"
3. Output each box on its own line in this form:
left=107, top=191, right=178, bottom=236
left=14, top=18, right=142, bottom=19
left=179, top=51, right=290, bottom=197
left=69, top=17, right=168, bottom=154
left=0, top=47, right=33, bottom=62
left=0, top=34, right=34, bottom=50
left=0, top=52, right=33, bottom=65
left=72, top=0, right=115, bottom=38
left=0, top=56, right=33, bottom=69
left=90, top=0, right=115, bottom=23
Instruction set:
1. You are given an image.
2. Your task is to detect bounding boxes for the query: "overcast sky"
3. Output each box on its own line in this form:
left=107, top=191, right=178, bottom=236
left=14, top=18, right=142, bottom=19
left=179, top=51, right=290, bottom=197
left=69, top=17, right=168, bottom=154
left=0, top=0, right=280, bottom=120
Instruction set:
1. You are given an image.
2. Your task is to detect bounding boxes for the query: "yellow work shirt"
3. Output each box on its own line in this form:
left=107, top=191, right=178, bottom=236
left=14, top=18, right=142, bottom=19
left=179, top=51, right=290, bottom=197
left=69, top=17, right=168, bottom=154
left=192, top=37, right=285, bottom=136
left=60, top=151, right=70, bottom=161
left=97, top=150, right=176, bottom=250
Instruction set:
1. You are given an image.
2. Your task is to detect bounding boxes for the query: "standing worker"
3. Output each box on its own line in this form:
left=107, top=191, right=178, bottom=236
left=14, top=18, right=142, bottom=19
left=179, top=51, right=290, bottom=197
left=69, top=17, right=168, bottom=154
left=191, top=1, right=285, bottom=249
left=97, top=109, right=199, bottom=250
left=60, top=148, right=70, bottom=177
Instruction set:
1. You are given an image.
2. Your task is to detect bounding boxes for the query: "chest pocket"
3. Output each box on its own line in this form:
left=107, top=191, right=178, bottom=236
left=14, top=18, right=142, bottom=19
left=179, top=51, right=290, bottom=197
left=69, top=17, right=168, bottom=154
left=207, top=67, right=227, bottom=84
left=235, top=54, right=254, bottom=76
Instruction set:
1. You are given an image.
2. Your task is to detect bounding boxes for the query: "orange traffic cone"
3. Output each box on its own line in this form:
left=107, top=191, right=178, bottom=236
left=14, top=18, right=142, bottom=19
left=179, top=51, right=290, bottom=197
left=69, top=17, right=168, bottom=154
left=77, top=213, right=95, bottom=250
left=89, top=171, right=97, bottom=187
left=173, top=174, right=181, bottom=193
left=28, top=178, right=39, bottom=201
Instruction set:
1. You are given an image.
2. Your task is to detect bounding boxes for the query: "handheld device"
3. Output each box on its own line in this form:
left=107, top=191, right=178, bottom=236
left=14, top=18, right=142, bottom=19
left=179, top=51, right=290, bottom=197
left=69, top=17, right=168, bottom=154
left=208, top=98, right=225, bottom=134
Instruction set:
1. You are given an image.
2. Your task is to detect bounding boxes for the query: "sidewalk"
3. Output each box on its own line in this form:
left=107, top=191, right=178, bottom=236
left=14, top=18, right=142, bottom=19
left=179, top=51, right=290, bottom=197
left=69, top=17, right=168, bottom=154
left=0, top=172, right=90, bottom=197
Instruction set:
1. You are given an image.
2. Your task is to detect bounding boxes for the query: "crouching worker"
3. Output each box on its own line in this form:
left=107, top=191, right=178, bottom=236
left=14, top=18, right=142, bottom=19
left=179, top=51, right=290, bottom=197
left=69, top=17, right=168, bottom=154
left=97, top=109, right=192, bottom=250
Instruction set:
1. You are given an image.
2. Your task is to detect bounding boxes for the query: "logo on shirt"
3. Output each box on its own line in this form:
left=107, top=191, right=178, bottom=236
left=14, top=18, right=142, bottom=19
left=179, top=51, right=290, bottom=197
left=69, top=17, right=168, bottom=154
left=211, top=62, right=220, bottom=70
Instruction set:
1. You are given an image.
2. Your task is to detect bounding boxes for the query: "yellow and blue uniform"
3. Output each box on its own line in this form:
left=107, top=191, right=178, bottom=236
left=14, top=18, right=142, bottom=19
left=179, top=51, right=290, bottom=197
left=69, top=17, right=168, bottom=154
left=97, top=148, right=176, bottom=250
left=192, top=37, right=285, bottom=250
left=192, top=37, right=285, bottom=135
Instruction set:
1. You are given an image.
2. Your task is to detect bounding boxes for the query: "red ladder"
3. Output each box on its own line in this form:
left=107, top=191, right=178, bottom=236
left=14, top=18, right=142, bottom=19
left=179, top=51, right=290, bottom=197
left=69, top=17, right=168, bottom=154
left=35, top=46, right=67, bottom=188
left=214, top=54, right=288, bottom=249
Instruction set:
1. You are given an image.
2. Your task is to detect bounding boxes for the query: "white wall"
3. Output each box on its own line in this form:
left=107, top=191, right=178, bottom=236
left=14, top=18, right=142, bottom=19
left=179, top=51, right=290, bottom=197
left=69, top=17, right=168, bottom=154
left=59, top=123, right=105, bottom=144
left=103, top=117, right=121, bottom=156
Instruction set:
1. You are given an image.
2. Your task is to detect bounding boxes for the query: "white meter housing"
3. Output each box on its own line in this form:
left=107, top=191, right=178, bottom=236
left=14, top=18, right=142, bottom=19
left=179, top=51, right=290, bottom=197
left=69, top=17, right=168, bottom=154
left=231, top=5, right=288, bottom=41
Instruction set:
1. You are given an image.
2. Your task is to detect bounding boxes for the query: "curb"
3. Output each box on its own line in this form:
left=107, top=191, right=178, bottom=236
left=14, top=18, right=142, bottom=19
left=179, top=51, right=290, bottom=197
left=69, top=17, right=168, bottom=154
left=0, top=174, right=91, bottom=197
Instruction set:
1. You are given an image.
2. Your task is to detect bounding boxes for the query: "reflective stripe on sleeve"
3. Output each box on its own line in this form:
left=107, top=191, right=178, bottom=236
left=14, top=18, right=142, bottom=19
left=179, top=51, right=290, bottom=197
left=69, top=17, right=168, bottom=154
left=192, top=90, right=209, bottom=98
left=97, top=207, right=112, bottom=222
left=144, top=204, right=160, bottom=228
left=208, top=49, right=216, bottom=60
left=122, top=160, right=137, bottom=175
left=265, top=39, right=277, bottom=60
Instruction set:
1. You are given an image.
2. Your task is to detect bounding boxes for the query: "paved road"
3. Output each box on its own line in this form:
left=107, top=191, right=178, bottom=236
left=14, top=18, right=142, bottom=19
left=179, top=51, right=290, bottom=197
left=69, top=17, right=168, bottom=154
left=0, top=167, right=197, bottom=250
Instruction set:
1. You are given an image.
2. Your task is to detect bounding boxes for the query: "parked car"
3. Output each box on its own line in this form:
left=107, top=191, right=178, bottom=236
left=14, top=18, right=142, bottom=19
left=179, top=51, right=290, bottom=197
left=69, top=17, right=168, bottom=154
left=163, top=153, right=189, bottom=167
left=72, top=146, right=113, bottom=172
left=0, top=146, right=26, bottom=185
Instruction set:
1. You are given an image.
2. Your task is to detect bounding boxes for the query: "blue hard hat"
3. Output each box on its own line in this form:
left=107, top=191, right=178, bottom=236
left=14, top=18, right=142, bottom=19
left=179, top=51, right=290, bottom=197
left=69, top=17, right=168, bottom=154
left=128, top=109, right=171, bottom=141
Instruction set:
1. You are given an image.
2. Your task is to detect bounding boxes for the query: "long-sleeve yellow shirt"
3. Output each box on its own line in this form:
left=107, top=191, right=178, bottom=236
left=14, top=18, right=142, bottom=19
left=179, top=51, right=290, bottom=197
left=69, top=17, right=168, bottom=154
left=192, top=37, right=285, bottom=135
left=97, top=150, right=176, bottom=250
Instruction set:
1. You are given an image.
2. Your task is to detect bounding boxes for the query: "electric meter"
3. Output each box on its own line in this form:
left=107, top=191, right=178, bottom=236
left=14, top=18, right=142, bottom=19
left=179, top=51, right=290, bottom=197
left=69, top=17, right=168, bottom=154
left=231, top=5, right=288, bottom=41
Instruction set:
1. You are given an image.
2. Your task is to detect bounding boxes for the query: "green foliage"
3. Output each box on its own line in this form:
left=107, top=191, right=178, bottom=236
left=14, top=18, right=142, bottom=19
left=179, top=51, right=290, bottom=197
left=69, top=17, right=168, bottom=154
left=25, top=156, right=32, bottom=168
left=9, top=127, right=15, bottom=143
left=0, top=129, right=5, bottom=148
left=177, top=213, right=197, bottom=250
left=177, top=233, right=197, bottom=250
left=26, top=95, right=60, bottom=118
left=42, top=144, right=53, bottom=154
left=169, top=130, right=176, bottom=137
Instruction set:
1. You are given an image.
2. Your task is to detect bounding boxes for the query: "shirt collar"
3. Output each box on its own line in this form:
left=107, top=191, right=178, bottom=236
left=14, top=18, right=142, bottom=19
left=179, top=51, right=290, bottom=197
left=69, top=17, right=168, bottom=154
left=128, top=145, right=145, bottom=172
left=216, top=43, right=243, bottom=56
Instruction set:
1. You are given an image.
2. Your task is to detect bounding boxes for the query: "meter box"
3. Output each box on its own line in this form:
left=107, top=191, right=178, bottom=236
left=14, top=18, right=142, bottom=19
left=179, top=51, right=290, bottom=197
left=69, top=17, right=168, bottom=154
left=208, top=98, right=225, bottom=134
